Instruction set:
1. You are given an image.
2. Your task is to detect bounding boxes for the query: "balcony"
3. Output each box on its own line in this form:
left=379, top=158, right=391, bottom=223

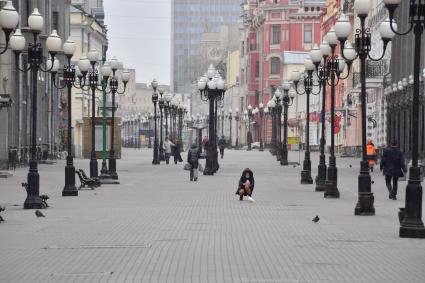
left=353, top=60, right=389, bottom=87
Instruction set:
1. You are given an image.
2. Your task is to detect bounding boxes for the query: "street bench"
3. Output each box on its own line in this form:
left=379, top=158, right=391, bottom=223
left=76, top=169, right=100, bottom=190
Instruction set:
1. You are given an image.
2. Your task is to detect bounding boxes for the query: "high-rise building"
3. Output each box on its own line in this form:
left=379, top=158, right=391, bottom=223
left=171, top=0, right=241, bottom=94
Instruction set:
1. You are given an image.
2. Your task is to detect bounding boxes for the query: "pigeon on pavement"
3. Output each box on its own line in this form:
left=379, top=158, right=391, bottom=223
left=312, top=215, right=320, bottom=223
left=35, top=210, right=45, bottom=218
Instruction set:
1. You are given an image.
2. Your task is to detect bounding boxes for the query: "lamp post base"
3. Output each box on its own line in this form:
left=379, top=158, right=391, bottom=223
left=301, top=170, right=313, bottom=184
left=108, top=155, right=119, bottom=180
left=259, top=140, right=264, bottom=152
left=62, top=156, right=78, bottom=196
left=315, top=156, right=327, bottom=192
left=399, top=166, right=425, bottom=238
left=354, top=161, right=375, bottom=215
left=280, top=147, right=288, bottom=165
left=89, top=156, right=98, bottom=178
left=24, top=164, right=43, bottom=209
left=324, top=157, right=339, bottom=198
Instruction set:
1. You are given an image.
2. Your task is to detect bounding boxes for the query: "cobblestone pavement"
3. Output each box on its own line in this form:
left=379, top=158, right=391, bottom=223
left=1, top=148, right=425, bottom=283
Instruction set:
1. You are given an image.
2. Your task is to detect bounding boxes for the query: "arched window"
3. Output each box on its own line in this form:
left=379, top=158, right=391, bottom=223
left=270, top=57, right=280, bottom=75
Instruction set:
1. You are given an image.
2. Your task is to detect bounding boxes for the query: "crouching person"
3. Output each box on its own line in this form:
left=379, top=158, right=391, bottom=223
left=187, top=144, right=199, bottom=181
left=235, top=168, right=255, bottom=202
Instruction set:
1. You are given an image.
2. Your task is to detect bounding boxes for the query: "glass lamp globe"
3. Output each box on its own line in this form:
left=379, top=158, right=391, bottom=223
left=354, top=0, right=371, bottom=17
left=291, top=70, right=301, bottom=82
left=309, top=44, right=322, bottom=64
left=275, top=88, right=282, bottom=99
left=207, top=64, right=216, bottom=79
left=198, top=78, right=206, bottom=90
left=282, top=81, right=291, bottom=91
left=383, top=0, right=401, bottom=5
left=78, top=55, right=91, bottom=73
left=320, top=39, right=332, bottom=56
left=101, top=62, right=112, bottom=79
left=110, top=57, right=120, bottom=71
left=46, top=30, right=62, bottom=53
left=229, top=108, right=232, bottom=114
left=304, top=58, right=315, bottom=71
left=0, top=1, right=19, bottom=29
left=151, top=78, right=158, bottom=89
left=28, top=8, right=44, bottom=31
left=379, top=18, right=397, bottom=40
left=326, top=28, right=339, bottom=46
left=343, top=42, right=357, bottom=61
left=10, top=29, right=26, bottom=52
left=122, top=69, right=131, bottom=83
left=63, top=38, right=76, bottom=56
left=334, top=13, right=352, bottom=41
left=87, top=48, right=99, bottom=63
left=207, top=79, right=217, bottom=89
left=259, top=103, right=264, bottom=109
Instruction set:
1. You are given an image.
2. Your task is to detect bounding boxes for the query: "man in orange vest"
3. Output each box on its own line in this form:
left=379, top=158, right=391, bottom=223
left=366, top=139, right=377, bottom=172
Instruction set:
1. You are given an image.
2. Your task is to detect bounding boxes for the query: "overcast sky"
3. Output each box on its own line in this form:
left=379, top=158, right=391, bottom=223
left=103, top=0, right=171, bottom=85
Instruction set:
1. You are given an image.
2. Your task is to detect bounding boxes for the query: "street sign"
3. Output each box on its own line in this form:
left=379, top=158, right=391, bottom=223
left=288, top=137, right=300, bottom=145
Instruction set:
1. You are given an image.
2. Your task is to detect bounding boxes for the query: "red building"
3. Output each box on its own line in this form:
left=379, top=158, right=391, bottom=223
left=239, top=0, right=326, bottom=144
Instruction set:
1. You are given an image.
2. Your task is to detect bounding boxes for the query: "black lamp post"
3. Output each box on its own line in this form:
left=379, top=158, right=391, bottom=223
left=271, top=90, right=283, bottom=162
left=246, top=105, right=253, bottom=151
left=258, top=104, right=264, bottom=151
left=292, top=59, right=321, bottom=184
left=5, top=5, right=63, bottom=208
left=164, top=92, right=171, bottom=138
left=49, top=38, right=78, bottom=196
left=221, top=108, right=225, bottom=137
left=280, top=82, right=294, bottom=165
left=234, top=109, right=239, bottom=149
left=308, top=28, right=353, bottom=197
left=158, top=88, right=165, bottom=160
left=151, top=79, right=160, bottom=164
left=228, top=109, right=233, bottom=149
left=268, top=100, right=277, bottom=155
left=197, top=64, right=226, bottom=175
left=107, top=60, right=129, bottom=179
left=335, top=4, right=394, bottom=215
left=381, top=0, right=425, bottom=238
left=147, top=113, right=152, bottom=148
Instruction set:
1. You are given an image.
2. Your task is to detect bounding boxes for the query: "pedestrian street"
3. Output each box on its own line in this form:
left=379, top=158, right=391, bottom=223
left=1, top=148, right=425, bottom=283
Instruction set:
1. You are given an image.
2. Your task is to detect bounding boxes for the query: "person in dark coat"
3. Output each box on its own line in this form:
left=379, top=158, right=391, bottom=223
left=187, top=144, right=199, bottom=181
left=380, top=140, right=407, bottom=200
left=235, top=168, right=255, bottom=202
left=173, top=139, right=183, bottom=164
left=218, top=136, right=226, bottom=158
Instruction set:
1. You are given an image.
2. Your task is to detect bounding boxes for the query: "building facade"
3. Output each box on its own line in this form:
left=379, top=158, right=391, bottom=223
left=171, top=0, right=241, bottom=94
left=0, top=0, right=71, bottom=169
left=239, top=0, right=326, bottom=146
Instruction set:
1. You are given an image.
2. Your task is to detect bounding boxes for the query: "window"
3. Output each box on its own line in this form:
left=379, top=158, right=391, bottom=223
left=304, top=24, right=312, bottom=44
left=255, top=61, right=260, bottom=78
left=272, top=25, right=281, bottom=45
left=270, top=57, right=280, bottom=75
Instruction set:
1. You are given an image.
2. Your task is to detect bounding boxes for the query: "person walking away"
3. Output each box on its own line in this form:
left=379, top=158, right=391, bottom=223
left=187, top=144, right=199, bottom=181
left=218, top=136, right=226, bottom=159
left=174, top=139, right=184, bottom=164
left=380, top=140, right=407, bottom=200
left=235, top=168, right=255, bottom=202
left=163, top=137, right=175, bottom=165
left=202, top=136, right=209, bottom=152
left=366, top=139, right=377, bottom=172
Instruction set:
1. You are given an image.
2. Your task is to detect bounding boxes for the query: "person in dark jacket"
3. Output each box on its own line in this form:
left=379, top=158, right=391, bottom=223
left=187, top=144, right=199, bottom=181
left=380, top=140, right=407, bottom=200
left=218, top=136, right=226, bottom=158
left=235, top=168, right=255, bottom=202
left=173, top=139, right=183, bottom=164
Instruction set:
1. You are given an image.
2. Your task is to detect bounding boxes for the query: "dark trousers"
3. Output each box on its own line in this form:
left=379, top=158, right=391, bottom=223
left=219, top=148, right=224, bottom=158
left=385, top=175, right=399, bottom=197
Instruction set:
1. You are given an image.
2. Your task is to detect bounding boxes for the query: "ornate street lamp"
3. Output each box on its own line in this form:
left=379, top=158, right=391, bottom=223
left=228, top=108, right=233, bottom=148
left=273, top=90, right=283, bottom=162
left=164, top=92, right=172, bottom=138
left=292, top=58, right=321, bottom=184
left=246, top=104, right=253, bottom=151
left=5, top=6, right=63, bottom=208
left=280, top=81, right=295, bottom=165
left=146, top=113, right=153, bottom=148
left=263, top=107, right=270, bottom=147
left=158, top=88, right=165, bottom=160
left=48, top=38, right=78, bottom=196
left=197, top=65, right=226, bottom=175
left=235, top=108, right=240, bottom=149
left=151, top=79, right=160, bottom=164
left=258, top=103, right=264, bottom=151
left=308, top=28, right=353, bottom=197
left=335, top=3, right=394, bottom=215
left=268, top=98, right=277, bottom=155
left=380, top=0, right=425, bottom=238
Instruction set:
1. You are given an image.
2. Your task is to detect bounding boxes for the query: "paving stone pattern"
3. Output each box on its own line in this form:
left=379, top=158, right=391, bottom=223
left=1, top=148, right=425, bottom=283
